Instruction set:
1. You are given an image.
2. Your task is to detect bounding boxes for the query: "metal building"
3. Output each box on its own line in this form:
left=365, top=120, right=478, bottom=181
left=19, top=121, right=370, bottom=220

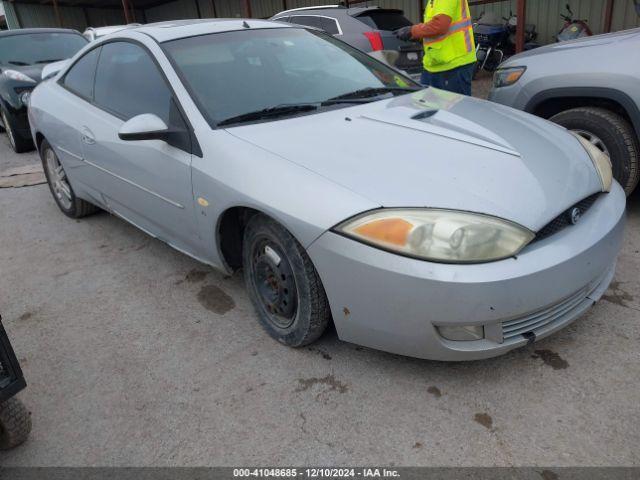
left=1, top=0, right=639, bottom=45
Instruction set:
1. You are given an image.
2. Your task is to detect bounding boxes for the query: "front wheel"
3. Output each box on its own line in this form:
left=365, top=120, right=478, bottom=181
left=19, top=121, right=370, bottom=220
left=40, top=139, right=99, bottom=218
left=242, top=214, right=331, bottom=347
left=550, top=107, right=640, bottom=195
left=1, top=107, right=32, bottom=153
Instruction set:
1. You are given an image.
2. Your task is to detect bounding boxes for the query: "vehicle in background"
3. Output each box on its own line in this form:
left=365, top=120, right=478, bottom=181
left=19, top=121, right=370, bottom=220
left=489, top=28, right=640, bottom=196
left=270, top=5, right=423, bottom=78
left=82, top=24, right=142, bottom=41
left=556, top=3, right=592, bottom=42
left=473, top=12, right=509, bottom=76
left=0, top=28, right=87, bottom=152
left=29, top=19, right=624, bottom=361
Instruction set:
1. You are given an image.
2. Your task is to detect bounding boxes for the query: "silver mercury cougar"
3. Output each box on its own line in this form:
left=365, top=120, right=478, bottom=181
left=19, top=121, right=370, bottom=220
left=28, top=19, right=625, bottom=361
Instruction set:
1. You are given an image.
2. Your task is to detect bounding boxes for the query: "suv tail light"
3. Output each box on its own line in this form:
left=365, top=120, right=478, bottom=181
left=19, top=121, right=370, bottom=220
left=363, top=31, right=384, bottom=51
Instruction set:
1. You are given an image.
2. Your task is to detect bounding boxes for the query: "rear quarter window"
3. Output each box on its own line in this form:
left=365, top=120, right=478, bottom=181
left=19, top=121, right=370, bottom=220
left=355, top=10, right=412, bottom=31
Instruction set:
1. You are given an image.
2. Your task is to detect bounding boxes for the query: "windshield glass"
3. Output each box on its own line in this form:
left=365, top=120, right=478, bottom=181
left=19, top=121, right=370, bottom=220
left=163, top=28, right=418, bottom=127
left=0, top=33, right=87, bottom=66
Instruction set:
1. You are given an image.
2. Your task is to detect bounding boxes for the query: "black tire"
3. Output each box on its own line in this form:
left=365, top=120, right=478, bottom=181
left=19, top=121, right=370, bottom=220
left=0, top=397, right=32, bottom=450
left=1, top=107, right=33, bottom=153
left=550, top=107, right=640, bottom=195
left=243, top=214, right=331, bottom=347
left=40, top=139, right=99, bottom=218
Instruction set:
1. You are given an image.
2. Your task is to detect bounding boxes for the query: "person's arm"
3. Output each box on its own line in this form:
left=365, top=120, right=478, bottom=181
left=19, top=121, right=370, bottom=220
left=395, top=1, right=459, bottom=41
left=409, top=14, right=452, bottom=39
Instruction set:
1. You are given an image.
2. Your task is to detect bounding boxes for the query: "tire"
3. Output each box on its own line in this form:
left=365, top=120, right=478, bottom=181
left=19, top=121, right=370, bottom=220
left=40, top=139, right=99, bottom=218
left=242, top=214, right=331, bottom=347
left=550, top=107, right=640, bottom=195
left=0, top=397, right=32, bottom=450
left=1, top=107, right=33, bottom=153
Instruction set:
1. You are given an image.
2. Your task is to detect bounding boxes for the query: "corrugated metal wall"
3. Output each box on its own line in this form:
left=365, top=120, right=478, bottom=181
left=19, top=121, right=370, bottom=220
left=2, top=0, right=639, bottom=41
left=469, top=0, right=640, bottom=44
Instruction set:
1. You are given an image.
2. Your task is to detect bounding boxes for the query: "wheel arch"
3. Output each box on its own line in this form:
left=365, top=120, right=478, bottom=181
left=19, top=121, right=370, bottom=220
left=525, top=87, right=640, bottom=139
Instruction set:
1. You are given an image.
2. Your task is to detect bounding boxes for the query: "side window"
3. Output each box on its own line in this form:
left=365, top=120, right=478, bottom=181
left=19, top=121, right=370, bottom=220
left=93, top=42, right=173, bottom=124
left=63, top=47, right=100, bottom=100
left=290, top=16, right=323, bottom=30
left=319, top=17, right=340, bottom=35
left=273, top=16, right=290, bottom=23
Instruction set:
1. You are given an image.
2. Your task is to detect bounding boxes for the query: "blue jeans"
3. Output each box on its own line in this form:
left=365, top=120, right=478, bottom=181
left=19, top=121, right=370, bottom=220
left=420, top=62, right=475, bottom=96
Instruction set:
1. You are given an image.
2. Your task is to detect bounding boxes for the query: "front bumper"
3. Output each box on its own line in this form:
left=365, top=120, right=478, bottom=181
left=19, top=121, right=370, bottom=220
left=307, top=184, right=626, bottom=361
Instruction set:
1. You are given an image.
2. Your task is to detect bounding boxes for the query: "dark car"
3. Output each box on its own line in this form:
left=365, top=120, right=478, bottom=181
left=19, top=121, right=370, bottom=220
left=271, top=5, right=423, bottom=78
left=0, top=28, right=87, bottom=152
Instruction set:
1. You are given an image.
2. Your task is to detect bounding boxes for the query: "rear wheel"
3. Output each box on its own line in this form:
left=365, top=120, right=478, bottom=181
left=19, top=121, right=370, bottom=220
left=242, top=214, right=331, bottom=347
left=550, top=107, right=640, bottom=195
left=0, top=397, right=32, bottom=450
left=40, top=139, right=99, bottom=218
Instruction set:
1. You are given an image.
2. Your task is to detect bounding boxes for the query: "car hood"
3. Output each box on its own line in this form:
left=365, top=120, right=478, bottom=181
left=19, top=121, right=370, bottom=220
left=227, top=89, right=602, bottom=231
left=506, top=28, right=640, bottom=63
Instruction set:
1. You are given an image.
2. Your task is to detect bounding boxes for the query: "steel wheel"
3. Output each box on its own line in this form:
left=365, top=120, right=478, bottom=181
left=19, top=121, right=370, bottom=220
left=249, top=238, right=298, bottom=329
left=1, top=110, right=15, bottom=151
left=573, top=129, right=610, bottom=156
left=44, top=147, right=73, bottom=210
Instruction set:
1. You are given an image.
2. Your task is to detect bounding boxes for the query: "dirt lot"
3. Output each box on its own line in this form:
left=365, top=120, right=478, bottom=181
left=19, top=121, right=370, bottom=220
left=1, top=90, right=639, bottom=466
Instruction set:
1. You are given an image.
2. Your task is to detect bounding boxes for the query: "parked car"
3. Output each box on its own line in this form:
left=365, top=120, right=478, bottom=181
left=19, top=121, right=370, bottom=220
left=83, top=24, right=142, bottom=41
left=29, top=19, right=624, bottom=361
left=0, top=28, right=87, bottom=152
left=489, top=28, right=640, bottom=196
left=270, top=5, right=423, bottom=78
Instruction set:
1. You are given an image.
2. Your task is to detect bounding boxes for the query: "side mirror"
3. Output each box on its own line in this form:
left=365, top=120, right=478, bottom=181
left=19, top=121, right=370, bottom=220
left=42, top=59, right=70, bottom=81
left=118, top=114, right=170, bottom=142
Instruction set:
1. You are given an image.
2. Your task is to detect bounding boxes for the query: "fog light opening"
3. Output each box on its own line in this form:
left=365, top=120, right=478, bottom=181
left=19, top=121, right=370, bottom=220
left=437, top=325, right=485, bottom=341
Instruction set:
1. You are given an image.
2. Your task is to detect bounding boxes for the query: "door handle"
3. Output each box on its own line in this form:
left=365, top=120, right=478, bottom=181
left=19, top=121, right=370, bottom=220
left=81, top=127, right=95, bottom=145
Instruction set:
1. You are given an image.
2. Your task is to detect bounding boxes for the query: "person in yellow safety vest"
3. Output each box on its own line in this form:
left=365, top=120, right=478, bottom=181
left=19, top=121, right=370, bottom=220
left=395, top=0, right=476, bottom=96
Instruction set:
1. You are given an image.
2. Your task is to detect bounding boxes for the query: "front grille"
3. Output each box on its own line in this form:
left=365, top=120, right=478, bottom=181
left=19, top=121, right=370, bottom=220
left=501, top=286, right=590, bottom=341
left=533, top=194, right=600, bottom=243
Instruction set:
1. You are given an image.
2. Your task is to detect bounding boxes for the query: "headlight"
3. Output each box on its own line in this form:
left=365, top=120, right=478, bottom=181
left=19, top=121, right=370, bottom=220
left=336, top=209, right=535, bottom=263
left=572, top=132, right=613, bottom=192
left=2, top=70, right=37, bottom=83
left=493, top=66, right=526, bottom=88
left=19, top=90, right=31, bottom=106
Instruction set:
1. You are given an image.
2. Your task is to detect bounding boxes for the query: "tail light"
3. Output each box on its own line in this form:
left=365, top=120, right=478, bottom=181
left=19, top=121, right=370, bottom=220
left=363, top=31, right=384, bottom=51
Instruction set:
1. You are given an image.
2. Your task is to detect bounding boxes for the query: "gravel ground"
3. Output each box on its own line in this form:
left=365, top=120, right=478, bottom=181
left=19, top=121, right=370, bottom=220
left=0, top=106, right=639, bottom=467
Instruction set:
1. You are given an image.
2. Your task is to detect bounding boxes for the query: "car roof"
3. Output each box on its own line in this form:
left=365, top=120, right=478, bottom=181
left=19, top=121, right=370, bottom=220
left=273, top=5, right=401, bottom=18
left=134, top=19, right=297, bottom=43
left=0, top=28, right=83, bottom=37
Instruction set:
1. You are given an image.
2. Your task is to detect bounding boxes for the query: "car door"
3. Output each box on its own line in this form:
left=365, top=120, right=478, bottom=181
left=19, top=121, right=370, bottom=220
left=80, top=41, right=198, bottom=253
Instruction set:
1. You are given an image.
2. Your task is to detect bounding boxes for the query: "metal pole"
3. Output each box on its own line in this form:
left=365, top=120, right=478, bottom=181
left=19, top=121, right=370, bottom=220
left=516, top=0, right=525, bottom=53
left=129, top=0, right=136, bottom=22
left=243, top=0, right=252, bottom=18
left=52, top=0, right=63, bottom=27
left=604, top=0, right=615, bottom=33
left=282, top=0, right=287, bottom=11
left=121, top=0, right=132, bottom=24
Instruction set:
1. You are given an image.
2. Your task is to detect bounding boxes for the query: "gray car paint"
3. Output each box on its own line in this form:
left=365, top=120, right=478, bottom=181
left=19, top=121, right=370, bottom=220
left=488, top=28, right=640, bottom=136
left=28, top=19, right=625, bottom=360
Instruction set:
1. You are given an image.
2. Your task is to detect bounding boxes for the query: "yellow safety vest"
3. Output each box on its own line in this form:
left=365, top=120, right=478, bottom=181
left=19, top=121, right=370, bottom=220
left=423, top=0, right=476, bottom=73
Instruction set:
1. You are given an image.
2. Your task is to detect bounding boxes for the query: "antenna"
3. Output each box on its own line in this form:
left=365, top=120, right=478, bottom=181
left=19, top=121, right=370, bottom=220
left=242, top=20, right=250, bottom=28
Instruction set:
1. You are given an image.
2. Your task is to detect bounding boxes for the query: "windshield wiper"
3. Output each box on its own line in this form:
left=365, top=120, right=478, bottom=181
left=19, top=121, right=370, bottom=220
left=324, top=86, right=419, bottom=103
left=7, top=60, right=30, bottom=66
left=217, top=104, right=319, bottom=127
left=35, top=58, right=63, bottom=64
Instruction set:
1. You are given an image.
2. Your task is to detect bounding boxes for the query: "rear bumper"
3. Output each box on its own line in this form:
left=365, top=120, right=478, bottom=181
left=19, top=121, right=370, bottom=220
left=307, top=183, right=626, bottom=361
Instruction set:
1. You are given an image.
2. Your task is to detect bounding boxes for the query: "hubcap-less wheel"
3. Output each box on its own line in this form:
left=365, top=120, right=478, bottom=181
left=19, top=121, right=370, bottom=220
left=250, top=239, right=298, bottom=329
left=573, top=129, right=611, bottom=156
left=1, top=111, right=15, bottom=150
left=44, top=148, right=73, bottom=210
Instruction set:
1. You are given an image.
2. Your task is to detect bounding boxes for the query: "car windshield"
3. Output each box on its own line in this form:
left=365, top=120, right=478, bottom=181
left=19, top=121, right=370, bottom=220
left=163, top=28, right=419, bottom=127
left=0, top=33, right=87, bottom=66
